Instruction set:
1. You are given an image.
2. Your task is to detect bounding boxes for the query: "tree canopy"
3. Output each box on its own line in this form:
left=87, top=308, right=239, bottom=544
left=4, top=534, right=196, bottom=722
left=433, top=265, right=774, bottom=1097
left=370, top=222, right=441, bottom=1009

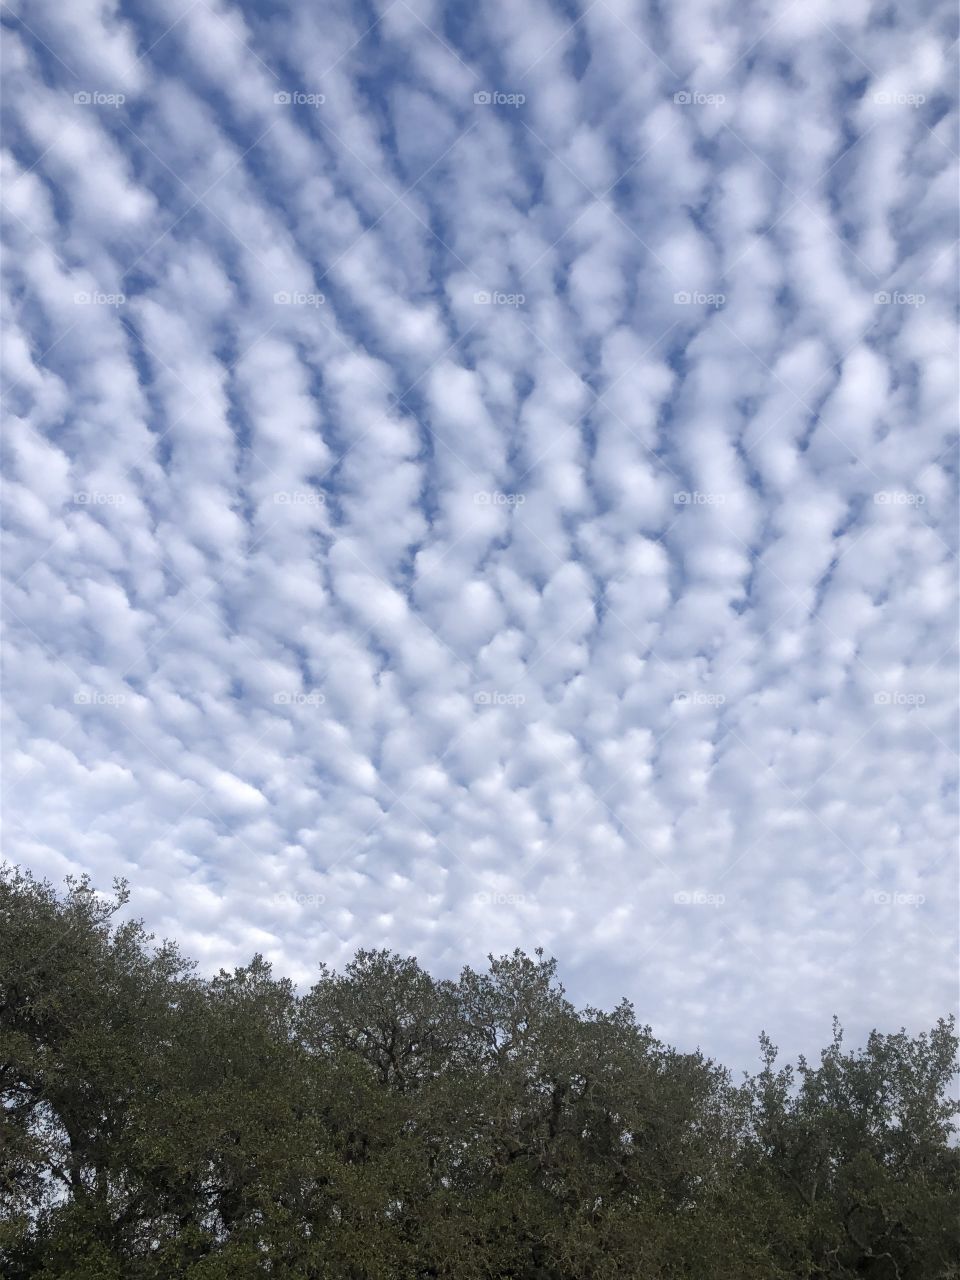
left=1, top=865, right=957, bottom=1278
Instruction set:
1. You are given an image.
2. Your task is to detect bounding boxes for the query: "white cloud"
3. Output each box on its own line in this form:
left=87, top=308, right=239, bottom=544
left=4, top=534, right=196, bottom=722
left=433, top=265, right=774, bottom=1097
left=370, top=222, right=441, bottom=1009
left=1, top=0, right=956, bottom=1071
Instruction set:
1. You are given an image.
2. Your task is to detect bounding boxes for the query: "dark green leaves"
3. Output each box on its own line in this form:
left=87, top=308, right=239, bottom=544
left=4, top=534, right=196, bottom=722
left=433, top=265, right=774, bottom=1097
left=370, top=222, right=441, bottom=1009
left=2, top=866, right=956, bottom=1279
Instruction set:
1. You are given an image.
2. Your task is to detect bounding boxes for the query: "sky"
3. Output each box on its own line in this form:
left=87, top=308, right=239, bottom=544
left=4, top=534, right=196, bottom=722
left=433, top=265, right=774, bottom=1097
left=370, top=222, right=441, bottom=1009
left=1, top=0, right=957, bottom=1071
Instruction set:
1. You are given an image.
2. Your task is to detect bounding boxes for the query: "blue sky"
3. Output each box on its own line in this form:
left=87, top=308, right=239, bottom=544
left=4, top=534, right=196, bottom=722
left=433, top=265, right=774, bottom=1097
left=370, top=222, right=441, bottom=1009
left=2, top=0, right=957, bottom=1069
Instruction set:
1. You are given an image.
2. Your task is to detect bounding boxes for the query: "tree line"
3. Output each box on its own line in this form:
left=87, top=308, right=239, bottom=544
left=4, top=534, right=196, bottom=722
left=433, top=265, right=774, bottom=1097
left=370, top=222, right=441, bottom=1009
left=1, top=866, right=957, bottom=1278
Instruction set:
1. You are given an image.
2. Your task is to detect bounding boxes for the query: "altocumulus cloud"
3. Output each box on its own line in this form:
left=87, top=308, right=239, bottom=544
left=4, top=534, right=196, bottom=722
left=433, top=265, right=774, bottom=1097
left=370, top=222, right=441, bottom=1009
left=1, top=0, right=956, bottom=1068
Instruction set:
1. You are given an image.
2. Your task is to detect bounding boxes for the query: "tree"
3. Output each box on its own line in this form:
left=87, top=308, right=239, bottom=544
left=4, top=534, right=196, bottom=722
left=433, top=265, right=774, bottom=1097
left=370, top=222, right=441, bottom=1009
left=2, top=865, right=956, bottom=1279
left=742, top=1018, right=960, bottom=1278
left=0, top=867, right=194, bottom=1277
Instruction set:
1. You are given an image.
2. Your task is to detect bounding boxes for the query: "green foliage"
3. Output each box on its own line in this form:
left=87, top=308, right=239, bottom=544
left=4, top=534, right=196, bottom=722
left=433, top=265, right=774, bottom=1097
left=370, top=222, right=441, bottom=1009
left=2, top=865, right=957, bottom=1278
